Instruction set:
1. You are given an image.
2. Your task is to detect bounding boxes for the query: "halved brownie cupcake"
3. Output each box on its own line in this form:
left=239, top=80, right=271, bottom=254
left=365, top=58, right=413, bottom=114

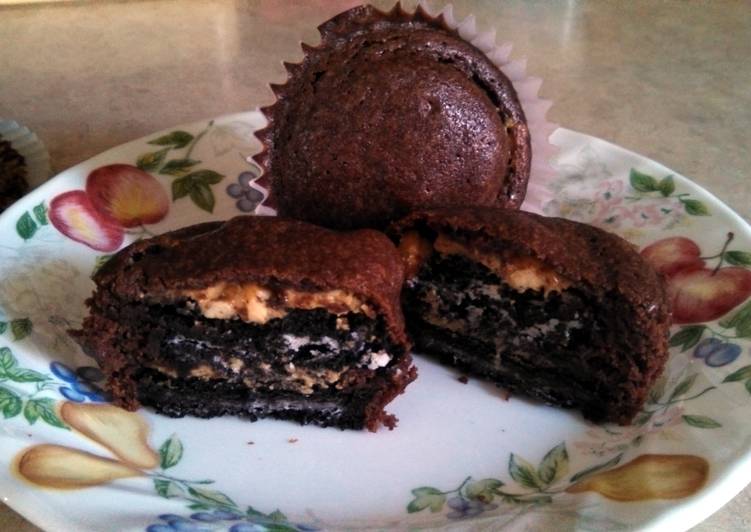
left=390, top=207, right=671, bottom=424
left=255, top=3, right=531, bottom=230
left=72, top=216, right=416, bottom=431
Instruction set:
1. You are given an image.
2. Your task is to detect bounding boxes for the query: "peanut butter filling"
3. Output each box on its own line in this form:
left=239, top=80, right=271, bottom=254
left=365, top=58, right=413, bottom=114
left=181, top=283, right=375, bottom=324
left=399, top=231, right=572, bottom=294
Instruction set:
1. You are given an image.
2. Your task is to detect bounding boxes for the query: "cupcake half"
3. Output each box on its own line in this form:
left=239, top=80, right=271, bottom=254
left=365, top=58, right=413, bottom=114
left=390, top=207, right=671, bottom=424
left=72, top=216, right=416, bottom=431
left=255, top=3, right=531, bottom=229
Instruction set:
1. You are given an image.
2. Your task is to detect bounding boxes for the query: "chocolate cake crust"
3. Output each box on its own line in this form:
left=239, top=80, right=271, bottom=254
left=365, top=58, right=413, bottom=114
left=93, top=216, right=408, bottom=345
left=255, top=4, right=530, bottom=229
left=391, top=207, right=672, bottom=424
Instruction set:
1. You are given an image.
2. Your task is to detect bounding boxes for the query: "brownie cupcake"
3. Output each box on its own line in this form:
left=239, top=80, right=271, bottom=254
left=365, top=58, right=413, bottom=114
left=72, top=216, right=416, bottom=431
left=255, top=3, right=531, bottom=230
left=0, top=137, right=29, bottom=213
left=390, top=207, right=671, bottom=424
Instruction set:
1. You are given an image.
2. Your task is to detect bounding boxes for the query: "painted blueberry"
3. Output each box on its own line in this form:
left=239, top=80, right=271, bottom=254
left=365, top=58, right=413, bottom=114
left=168, top=520, right=212, bottom=532
left=226, top=167, right=264, bottom=212
left=190, top=512, right=221, bottom=522
left=705, top=343, right=742, bottom=367
left=50, top=361, right=77, bottom=383
left=211, top=510, right=243, bottom=520
left=76, top=365, right=104, bottom=382
left=446, top=496, right=469, bottom=511
left=145, top=525, right=173, bottom=532
left=59, top=386, right=86, bottom=402
left=693, top=337, right=723, bottom=359
left=229, top=524, right=266, bottom=532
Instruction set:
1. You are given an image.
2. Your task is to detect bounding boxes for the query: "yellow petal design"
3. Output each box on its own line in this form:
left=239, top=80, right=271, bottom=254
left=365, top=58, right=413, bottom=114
left=60, top=402, right=159, bottom=469
left=14, top=444, right=143, bottom=489
left=566, top=454, right=709, bottom=501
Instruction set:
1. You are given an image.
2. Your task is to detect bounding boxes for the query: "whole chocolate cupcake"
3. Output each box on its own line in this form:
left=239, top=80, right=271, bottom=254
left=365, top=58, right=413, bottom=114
left=255, top=3, right=531, bottom=229
left=0, top=137, right=29, bottom=213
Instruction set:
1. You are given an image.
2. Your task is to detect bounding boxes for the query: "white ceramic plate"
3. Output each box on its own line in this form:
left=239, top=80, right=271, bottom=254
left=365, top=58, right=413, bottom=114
left=1, top=112, right=751, bottom=532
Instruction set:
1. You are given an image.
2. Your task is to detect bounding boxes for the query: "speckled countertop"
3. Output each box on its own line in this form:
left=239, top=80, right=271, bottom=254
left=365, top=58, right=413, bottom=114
left=1, top=0, right=750, bottom=530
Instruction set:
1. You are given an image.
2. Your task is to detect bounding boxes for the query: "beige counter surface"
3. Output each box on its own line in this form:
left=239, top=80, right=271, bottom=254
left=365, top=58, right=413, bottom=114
left=1, top=0, right=750, bottom=530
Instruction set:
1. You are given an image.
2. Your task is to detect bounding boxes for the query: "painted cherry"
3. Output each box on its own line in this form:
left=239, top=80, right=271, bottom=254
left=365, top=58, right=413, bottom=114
left=641, top=237, right=704, bottom=277
left=86, top=164, right=169, bottom=228
left=49, top=191, right=124, bottom=252
left=669, top=267, right=751, bottom=324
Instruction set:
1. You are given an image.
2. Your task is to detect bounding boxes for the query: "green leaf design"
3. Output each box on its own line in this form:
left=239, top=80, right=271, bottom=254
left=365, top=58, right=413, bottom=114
left=537, top=442, right=569, bottom=486
left=171, top=176, right=193, bottom=201
left=682, top=198, right=710, bottom=216
left=464, top=478, right=503, bottom=503
left=735, top=316, right=751, bottom=339
left=263, top=525, right=298, bottom=532
left=16, top=212, right=38, bottom=240
left=682, top=415, right=721, bottom=428
left=0, top=347, right=18, bottom=375
left=160, top=158, right=201, bottom=176
left=569, top=452, right=624, bottom=483
left=154, top=478, right=185, bottom=498
left=0, top=386, right=22, bottom=419
left=186, top=169, right=224, bottom=185
left=190, top=182, right=215, bottom=213
left=724, top=365, right=751, bottom=383
left=407, top=486, right=446, bottom=513
left=745, top=379, right=751, bottom=396
left=91, top=255, right=113, bottom=278
left=724, top=251, right=751, bottom=267
left=148, top=130, right=194, bottom=149
left=633, top=411, right=654, bottom=427
left=514, top=494, right=553, bottom=504
left=32, top=397, right=68, bottom=429
left=629, top=169, right=658, bottom=192
left=720, top=301, right=751, bottom=330
left=32, top=202, right=48, bottom=225
left=246, top=506, right=265, bottom=518
left=648, top=375, right=667, bottom=403
left=6, top=367, right=48, bottom=383
left=657, top=175, right=675, bottom=197
left=187, top=486, right=236, bottom=509
left=668, top=325, right=705, bottom=352
left=23, top=398, right=41, bottom=424
left=137, top=148, right=170, bottom=172
left=0, top=322, right=5, bottom=335
left=508, top=454, right=543, bottom=490
left=267, top=510, right=287, bottom=522
left=10, top=318, right=32, bottom=341
left=668, top=374, right=697, bottom=402
left=159, top=434, right=183, bottom=469
left=187, top=503, right=211, bottom=511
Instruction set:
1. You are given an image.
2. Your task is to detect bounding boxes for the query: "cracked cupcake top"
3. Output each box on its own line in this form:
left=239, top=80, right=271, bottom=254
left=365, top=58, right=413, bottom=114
left=255, top=3, right=530, bottom=230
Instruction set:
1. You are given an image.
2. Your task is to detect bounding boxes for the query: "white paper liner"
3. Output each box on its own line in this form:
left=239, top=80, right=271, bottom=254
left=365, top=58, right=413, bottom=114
left=420, top=1, right=558, bottom=214
left=0, top=119, right=51, bottom=189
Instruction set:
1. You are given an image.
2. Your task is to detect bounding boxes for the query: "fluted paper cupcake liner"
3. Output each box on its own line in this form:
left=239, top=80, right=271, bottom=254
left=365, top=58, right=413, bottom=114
left=0, top=119, right=51, bottom=188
